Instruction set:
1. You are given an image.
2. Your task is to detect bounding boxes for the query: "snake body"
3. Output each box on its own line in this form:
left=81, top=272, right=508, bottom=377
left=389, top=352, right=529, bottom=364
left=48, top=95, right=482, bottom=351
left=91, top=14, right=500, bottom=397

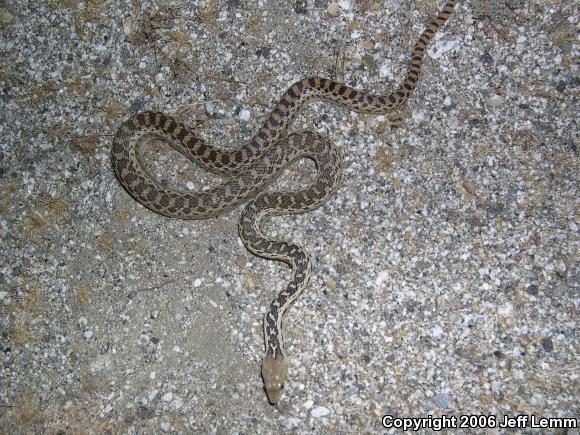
left=112, top=0, right=457, bottom=405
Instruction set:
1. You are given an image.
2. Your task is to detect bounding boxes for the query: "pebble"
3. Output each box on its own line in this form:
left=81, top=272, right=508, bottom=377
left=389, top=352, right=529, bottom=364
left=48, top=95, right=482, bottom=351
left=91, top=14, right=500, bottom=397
left=497, top=302, right=514, bottom=317
left=337, top=0, right=351, bottom=11
left=282, top=417, right=302, bottom=429
left=487, top=94, right=504, bottom=107
left=432, top=393, right=453, bottom=409
left=325, top=2, right=340, bottom=17
left=239, top=109, right=251, bottom=121
left=431, top=325, right=443, bottom=338
left=311, top=406, right=331, bottom=417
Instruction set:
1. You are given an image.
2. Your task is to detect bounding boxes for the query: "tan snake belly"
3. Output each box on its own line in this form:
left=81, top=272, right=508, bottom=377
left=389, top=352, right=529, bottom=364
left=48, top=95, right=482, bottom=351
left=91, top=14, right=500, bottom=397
left=111, top=0, right=457, bottom=405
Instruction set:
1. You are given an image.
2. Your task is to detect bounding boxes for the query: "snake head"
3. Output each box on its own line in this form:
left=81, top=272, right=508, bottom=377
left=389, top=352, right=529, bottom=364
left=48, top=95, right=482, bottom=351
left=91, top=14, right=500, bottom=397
left=261, top=354, right=288, bottom=405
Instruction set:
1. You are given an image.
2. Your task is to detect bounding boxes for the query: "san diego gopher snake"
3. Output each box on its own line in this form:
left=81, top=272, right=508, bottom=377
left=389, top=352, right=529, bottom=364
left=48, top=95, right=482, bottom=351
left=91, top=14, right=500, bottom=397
left=112, top=0, right=457, bottom=405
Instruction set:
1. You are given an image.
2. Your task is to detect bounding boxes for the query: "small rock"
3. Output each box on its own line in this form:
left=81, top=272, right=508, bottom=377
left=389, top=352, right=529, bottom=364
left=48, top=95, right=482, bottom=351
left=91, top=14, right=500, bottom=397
left=255, top=46, right=271, bottom=57
left=525, top=284, right=539, bottom=296
left=294, top=0, right=307, bottom=14
left=556, top=80, right=566, bottom=93
left=379, top=63, right=392, bottom=79
left=412, top=110, right=425, bottom=123
left=311, top=405, right=331, bottom=417
left=361, top=54, right=376, bottom=71
left=432, top=393, right=453, bottom=408
left=235, top=255, right=247, bottom=269
left=239, top=109, right=251, bottom=121
left=346, top=384, right=360, bottom=396
left=337, top=0, right=352, bottom=10
left=325, top=2, right=340, bottom=17
left=487, top=94, right=504, bottom=107
left=281, top=417, right=302, bottom=429
left=480, top=51, right=494, bottom=66
left=431, top=325, right=443, bottom=338
left=497, top=302, right=514, bottom=317
left=541, top=337, right=553, bottom=352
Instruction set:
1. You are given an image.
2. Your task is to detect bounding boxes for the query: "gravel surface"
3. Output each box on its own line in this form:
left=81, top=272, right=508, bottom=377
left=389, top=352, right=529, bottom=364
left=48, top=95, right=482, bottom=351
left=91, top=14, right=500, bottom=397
left=1, top=0, right=578, bottom=432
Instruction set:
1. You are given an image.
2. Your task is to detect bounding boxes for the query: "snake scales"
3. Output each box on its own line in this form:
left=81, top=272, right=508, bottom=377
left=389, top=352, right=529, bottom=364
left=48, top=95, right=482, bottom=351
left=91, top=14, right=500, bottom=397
left=112, top=0, right=457, bottom=405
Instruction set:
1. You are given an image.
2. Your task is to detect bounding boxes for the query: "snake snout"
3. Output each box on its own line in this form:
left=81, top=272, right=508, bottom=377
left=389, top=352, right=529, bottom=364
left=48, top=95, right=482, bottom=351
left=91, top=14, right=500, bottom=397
left=264, top=380, right=284, bottom=405
left=261, top=354, right=289, bottom=405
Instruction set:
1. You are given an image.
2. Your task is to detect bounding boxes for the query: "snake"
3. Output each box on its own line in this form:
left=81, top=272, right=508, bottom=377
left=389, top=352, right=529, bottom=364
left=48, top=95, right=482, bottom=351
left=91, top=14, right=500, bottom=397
left=111, top=0, right=457, bottom=405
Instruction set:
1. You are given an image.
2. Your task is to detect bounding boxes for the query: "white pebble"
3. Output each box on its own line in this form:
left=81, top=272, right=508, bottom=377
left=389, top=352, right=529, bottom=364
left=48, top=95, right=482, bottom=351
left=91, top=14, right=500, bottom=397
left=412, top=110, right=425, bottom=122
left=487, top=94, right=504, bottom=108
left=91, top=355, right=112, bottom=372
left=325, top=2, right=340, bottom=17
left=379, top=63, right=391, bottom=78
left=239, top=109, right=251, bottom=121
left=282, top=417, right=302, bottom=429
left=122, top=20, right=135, bottom=37
left=375, top=270, right=390, bottom=287
left=162, top=392, right=173, bottom=402
left=428, top=39, right=459, bottom=59
left=432, top=325, right=444, bottom=338
left=337, top=0, right=351, bottom=10
left=497, top=302, right=514, bottom=317
left=311, top=405, right=331, bottom=417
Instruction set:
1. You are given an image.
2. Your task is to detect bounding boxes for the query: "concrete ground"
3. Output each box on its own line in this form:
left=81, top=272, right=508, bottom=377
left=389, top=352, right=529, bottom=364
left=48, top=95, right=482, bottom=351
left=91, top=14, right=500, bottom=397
left=1, top=0, right=578, bottom=432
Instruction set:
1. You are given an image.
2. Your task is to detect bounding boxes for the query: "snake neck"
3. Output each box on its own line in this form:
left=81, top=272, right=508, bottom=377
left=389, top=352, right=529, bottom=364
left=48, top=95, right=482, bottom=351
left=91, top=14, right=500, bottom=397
left=263, top=249, right=313, bottom=358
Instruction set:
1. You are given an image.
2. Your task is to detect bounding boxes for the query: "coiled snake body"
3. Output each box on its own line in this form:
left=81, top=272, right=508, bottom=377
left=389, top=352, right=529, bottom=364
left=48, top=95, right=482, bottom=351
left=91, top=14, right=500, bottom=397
left=112, top=0, right=457, bottom=405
